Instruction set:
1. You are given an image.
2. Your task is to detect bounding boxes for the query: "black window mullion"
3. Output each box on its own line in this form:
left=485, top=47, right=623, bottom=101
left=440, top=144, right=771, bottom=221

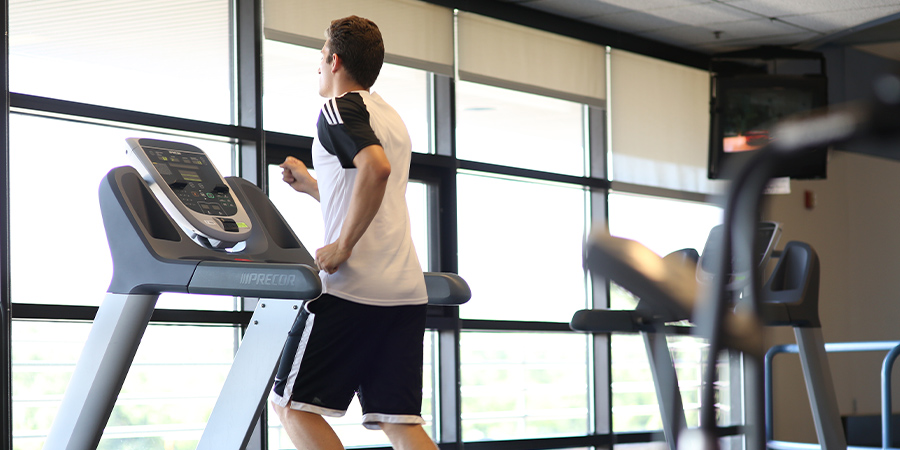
left=0, top=0, right=10, bottom=446
left=235, top=0, right=265, bottom=188
left=9, top=93, right=256, bottom=140
left=430, top=71, right=464, bottom=449
left=588, top=105, right=612, bottom=436
left=233, top=0, right=267, bottom=448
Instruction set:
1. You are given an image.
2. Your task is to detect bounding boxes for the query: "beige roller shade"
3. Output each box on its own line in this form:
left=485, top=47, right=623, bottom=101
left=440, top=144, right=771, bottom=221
left=457, top=11, right=606, bottom=106
left=610, top=49, right=718, bottom=193
left=264, top=0, right=454, bottom=75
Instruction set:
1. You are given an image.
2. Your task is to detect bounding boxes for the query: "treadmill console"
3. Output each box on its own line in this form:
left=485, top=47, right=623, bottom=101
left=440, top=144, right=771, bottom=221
left=697, top=221, right=782, bottom=289
left=126, top=137, right=253, bottom=249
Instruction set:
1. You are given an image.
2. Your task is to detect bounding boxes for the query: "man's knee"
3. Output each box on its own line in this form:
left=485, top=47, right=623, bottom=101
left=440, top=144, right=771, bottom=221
left=381, top=423, right=437, bottom=450
left=380, top=423, right=431, bottom=441
left=272, top=401, right=315, bottom=423
left=271, top=400, right=289, bottom=420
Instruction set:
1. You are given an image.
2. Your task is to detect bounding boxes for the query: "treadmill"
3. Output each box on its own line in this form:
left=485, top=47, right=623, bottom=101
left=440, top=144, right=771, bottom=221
left=43, top=138, right=471, bottom=450
left=570, top=222, right=782, bottom=449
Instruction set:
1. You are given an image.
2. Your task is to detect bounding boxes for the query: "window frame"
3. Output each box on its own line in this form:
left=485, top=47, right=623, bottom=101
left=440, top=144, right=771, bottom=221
left=0, top=1, right=718, bottom=449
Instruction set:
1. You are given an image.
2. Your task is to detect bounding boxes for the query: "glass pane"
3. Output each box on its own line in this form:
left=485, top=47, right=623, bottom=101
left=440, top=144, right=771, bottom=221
left=456, top=81, right=585, bottom=176
left=406, top=181, right=431, bottom=271
left=267, top=165, right=430, bottom=271
left=263, top=41, right=431, bottom=154
left=266, top=331, right=437, bottom=449
left=262, top=41, right=321, bottom=138
left=12, top=321, right=235, bottom=449
left=10, top=0, right=232, bottom=123
left=457, top=173, right=587, bottom=322
left=9, top=114, right=235, bottom=309
left=371, top=65, right=431, bottom=155
left=460, top=331, right=590, bottom=441
left=610, top=334, right=712, bottom=432
left=607, top=192, right=721, bottom=258
left=606, top=193, right=724, bottom=432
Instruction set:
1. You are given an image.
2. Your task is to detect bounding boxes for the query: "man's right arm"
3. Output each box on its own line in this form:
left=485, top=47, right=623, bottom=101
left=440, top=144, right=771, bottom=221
left=280, top=156, right=320, bottom=201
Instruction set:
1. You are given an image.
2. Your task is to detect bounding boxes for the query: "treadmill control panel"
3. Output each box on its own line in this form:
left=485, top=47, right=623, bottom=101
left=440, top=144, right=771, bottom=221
left=126, top=138, right=253, bottom=249
left=144, top=148, right=239, bottom=217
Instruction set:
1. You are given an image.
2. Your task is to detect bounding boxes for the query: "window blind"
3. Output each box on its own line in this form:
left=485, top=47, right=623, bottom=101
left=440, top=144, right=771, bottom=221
left=457, top=11, right=606, bottom=106
left=264, top=0, right=454, bottom=75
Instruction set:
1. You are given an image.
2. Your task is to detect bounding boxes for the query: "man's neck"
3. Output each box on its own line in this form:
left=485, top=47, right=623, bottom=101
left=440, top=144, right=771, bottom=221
left=331, top=77, right=367, bottom=98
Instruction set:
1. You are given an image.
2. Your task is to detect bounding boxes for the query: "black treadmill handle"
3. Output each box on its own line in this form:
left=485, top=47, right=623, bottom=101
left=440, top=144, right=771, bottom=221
left=424, top=272, right=472, bottom=306
left=570, top=309, right=644, bottom=333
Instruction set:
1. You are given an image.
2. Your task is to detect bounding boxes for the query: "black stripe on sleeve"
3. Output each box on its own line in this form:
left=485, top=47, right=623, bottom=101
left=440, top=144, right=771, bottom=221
left=315, top=93, right=382, bottom=168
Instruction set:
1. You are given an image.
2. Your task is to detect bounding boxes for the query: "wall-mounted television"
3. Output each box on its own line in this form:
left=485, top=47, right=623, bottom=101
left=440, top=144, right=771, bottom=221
left=708, top=74, right=829, bottom=180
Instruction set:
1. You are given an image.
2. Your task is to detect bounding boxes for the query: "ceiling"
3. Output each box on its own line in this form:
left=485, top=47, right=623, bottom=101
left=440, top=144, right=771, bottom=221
left=495, top=0, right=900, bottom=59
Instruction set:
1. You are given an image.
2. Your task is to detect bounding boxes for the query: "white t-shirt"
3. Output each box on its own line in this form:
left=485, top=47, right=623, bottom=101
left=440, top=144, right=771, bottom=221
left=311, top=90, right=428, bottom=306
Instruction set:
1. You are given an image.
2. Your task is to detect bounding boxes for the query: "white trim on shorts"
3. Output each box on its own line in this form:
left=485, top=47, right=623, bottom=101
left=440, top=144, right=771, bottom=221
left=362, top=413, right=427, bottom=430
left=271, top=310, right=316, bottom=408
left=289, top=401, right=347, bottom=418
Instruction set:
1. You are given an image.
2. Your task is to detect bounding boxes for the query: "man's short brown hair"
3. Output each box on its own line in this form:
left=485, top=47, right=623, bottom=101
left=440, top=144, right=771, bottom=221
left=326, top=16, right=385, bottom=90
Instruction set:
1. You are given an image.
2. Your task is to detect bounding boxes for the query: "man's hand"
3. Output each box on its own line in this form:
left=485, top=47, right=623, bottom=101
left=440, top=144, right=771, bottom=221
left=280, top=156, right=320, bottom=201
left=315, top=242, right=351, bottom=274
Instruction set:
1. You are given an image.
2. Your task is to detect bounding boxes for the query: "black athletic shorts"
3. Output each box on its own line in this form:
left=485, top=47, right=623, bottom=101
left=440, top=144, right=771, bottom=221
left=271, top=294, right=428, bottom=429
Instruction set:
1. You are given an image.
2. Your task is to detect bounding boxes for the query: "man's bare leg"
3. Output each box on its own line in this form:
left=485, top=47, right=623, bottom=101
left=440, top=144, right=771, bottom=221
left=381, top=423, right=439, bottom=450
left=272, top=401, right=343, bottom=450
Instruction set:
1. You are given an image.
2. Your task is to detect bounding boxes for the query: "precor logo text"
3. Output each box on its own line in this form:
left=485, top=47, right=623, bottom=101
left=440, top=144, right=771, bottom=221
left=239, top=273, right=297, bottom=286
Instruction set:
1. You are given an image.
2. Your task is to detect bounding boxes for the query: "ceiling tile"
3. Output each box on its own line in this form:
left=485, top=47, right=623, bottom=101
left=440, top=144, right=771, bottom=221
left=516, top=0, right=631, bottom=18
left=648, top=2, right=762, bottom=28
left=723, top=0, right=900, bottom=19
left=585, top=0, right=704, bottom=12
left=781, top=5, right=900, bottom=33
left=583, top=10, right=686, bottom=32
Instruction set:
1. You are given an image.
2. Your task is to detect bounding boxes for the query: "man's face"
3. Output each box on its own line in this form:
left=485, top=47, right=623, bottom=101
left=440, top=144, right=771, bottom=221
left=318, top=41, right=334, bottom=98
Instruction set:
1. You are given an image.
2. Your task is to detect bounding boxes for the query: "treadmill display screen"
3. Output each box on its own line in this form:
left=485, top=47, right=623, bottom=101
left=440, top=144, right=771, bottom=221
left=177, top=169, right=202, bottom=183
left=145, top=146, right=238, bottom=217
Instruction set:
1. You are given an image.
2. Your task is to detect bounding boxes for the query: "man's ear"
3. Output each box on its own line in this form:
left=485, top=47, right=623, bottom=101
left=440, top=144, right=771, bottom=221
left=330, top=53, right=342, bottom=74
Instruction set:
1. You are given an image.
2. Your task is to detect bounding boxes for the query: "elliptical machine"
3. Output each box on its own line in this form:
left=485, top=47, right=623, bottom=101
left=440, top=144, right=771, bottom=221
left=574, top=76, right=900, bottom=449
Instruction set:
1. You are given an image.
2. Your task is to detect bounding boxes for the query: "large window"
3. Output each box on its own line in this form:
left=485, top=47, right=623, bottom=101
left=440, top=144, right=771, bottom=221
left=454, top=79, right=594, bottom=442
left=2, top=1, right=731, bottom=450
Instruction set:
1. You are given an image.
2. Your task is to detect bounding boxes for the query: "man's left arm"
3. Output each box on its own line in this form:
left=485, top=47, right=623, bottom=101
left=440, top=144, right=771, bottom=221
left=315, top=144, right=391, bottom=274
